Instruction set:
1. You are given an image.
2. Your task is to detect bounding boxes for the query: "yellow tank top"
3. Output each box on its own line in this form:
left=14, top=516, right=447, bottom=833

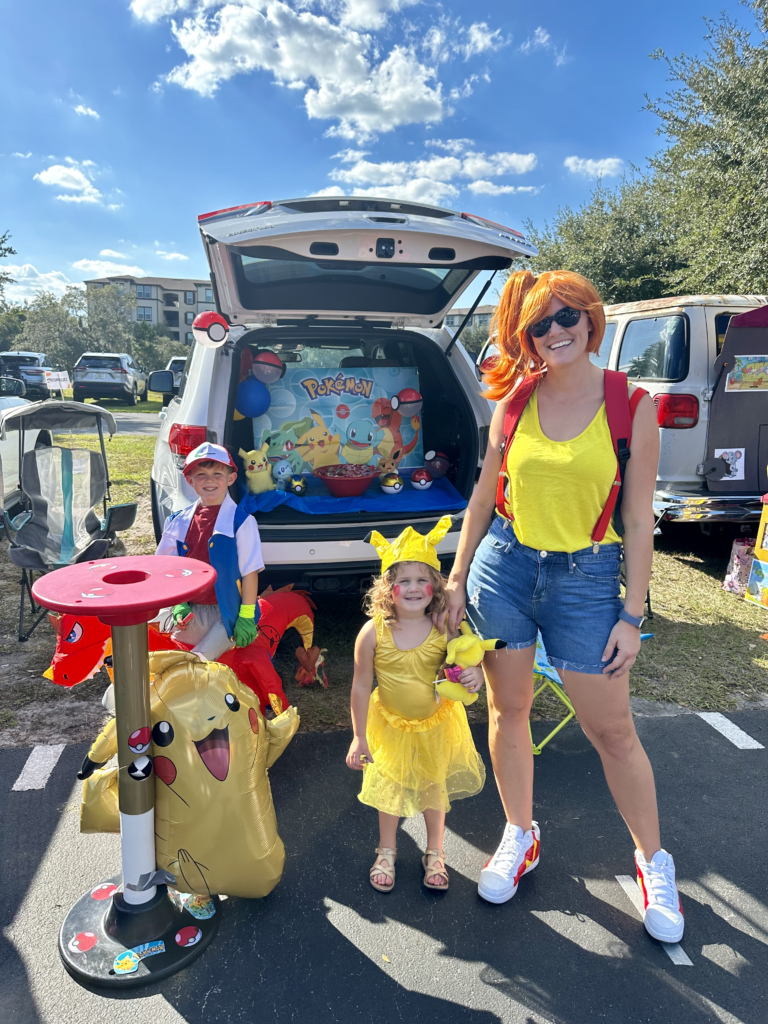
left=503, top=389, right=621, bottom=552
left=373, top=616, right=447, bottom=721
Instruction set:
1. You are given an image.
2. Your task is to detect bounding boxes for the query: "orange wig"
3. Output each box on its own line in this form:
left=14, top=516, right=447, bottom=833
left=484, top=270, right=606, bottom=401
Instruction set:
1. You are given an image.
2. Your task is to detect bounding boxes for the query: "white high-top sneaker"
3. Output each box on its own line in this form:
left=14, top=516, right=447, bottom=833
left=478, top=822, right=540, bottom=904
left=635, top=849, right=685, bottom=943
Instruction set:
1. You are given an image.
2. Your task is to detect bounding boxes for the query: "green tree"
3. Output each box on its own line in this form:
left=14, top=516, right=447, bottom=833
left=646, top=0, right=768, bottom=292
left=85, top=283, right=136, bottom=353
left=0, top=304, right=26, bottom=352
left=512, top=176, right=685, bottom=304
left=0, top=230, right=16, bottom=305
left=457, top=322, right=493, bottom=355
left=19, top=289, right=87, bottom=368
left=132, top=319, right=188, bottom=370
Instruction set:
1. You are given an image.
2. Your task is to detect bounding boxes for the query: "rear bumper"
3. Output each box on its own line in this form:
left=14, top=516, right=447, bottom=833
left=655, top=491, right=764, bottom=523
left=73, top=382, right=132, bottom=396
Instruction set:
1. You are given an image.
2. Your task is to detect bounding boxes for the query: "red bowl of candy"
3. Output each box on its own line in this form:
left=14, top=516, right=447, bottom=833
left=314, top=463, right=380, bottom=497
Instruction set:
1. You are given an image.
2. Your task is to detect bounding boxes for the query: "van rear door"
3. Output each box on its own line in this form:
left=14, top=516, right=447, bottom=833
left=198, top=196, right=536, bottom=327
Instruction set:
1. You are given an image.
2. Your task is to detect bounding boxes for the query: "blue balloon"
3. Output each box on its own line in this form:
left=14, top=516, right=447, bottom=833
left=236, top=377, right=271, bottom=418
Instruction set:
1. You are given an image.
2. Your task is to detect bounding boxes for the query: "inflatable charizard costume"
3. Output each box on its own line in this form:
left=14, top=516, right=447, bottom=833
left=79, top=651, right=299, bottom=899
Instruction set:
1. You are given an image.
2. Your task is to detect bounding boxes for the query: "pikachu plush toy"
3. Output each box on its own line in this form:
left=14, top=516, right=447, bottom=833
left=435, top=621, right=505, bottom=706
left=239, top=443, right=276, bottom=494
left=79, top=651, right=299, bottom=899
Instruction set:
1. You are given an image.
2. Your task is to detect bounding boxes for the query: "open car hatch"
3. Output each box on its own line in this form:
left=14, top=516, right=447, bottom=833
left=198, top=196, right=537, bottom=328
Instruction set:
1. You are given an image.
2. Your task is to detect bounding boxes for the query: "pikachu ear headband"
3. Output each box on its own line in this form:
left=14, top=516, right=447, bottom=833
left=365, top=515, right=453, bottom=575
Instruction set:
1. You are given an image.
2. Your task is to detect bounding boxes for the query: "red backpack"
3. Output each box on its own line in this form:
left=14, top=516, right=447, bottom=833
left=495, top=369, right=647, bottom=545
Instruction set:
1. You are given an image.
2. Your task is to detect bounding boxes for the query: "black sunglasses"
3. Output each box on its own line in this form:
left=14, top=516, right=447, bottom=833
left=529, top=307, right=582, bottom=338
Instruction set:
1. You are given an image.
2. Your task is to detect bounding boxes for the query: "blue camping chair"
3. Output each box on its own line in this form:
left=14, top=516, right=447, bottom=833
left=0, top=401, right=137, bottom=640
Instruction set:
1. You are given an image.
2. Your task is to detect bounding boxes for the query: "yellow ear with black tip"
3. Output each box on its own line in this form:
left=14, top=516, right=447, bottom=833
left=366, top=530, right=392, bottom=563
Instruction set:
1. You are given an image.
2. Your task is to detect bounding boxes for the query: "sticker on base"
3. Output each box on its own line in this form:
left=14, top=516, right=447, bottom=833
left=183, top=894, right=216, bottom=920
left=90, top=882, right=117, bottom=901
left=714, top=447, right=745, bottom=480
left=68, top=931, right=98, bottom=954
left=175, top=925, right=202, bottom=947
left=113, top=939, right=166, bottom=976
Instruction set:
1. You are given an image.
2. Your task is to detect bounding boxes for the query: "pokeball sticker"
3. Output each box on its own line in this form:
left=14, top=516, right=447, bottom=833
left=128, top=726, right=151, bottom=755
left=68, top=931, right=98, bottom=954
left=90, top=882, right=117, bottom=901
left=163, top=567, right=194, bottom=578
left=175, top=925, right=202, bottom=947
left=183, top=894, right=216, bottom=920
left=81, top=587, right=114, bottom=599
left=127, top=755, right=152, bottom=781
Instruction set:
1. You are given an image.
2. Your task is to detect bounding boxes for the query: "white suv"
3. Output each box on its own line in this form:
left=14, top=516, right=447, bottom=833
left=73, top=352, right=149, bottom=406
left=150, top=195, right=536, bottom=591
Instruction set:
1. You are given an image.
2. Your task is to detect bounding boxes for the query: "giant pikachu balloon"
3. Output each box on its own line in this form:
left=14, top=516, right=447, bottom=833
left=80, top=650, right=299, bottom=899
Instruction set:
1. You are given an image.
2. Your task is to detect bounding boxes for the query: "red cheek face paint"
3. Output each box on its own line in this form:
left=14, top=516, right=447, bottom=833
left=425, top=584, right=433, bottom=597
left=393, top=584, right=401, bottom=597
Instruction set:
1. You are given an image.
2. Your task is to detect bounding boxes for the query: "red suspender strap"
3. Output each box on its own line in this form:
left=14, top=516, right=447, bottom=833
left=591, top=370, right=648, bottom=543
left=495, top=375, right=539, bottom=518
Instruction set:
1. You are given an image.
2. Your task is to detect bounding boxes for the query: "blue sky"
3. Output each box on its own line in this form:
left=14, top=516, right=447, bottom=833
left=1, top=0, right=748, bottom=306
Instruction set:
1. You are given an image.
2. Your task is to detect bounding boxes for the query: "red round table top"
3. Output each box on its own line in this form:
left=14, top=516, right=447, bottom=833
left=31, top=556, right=217, bottom=627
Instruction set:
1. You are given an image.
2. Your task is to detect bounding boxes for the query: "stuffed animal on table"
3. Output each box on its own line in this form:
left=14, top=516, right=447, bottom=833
left=79, top=651, right=299, bottom=899
left=239, top=444, right=276, bottom=493
left=272, top=459, right=294, bottom=490
left=435, top=620, right=505, bottom=706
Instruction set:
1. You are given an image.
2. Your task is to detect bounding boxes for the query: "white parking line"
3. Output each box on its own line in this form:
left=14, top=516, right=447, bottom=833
left=11, top=744, right=66, bottom=791
left=697, top=713, right=764, bottom=750
left=616, top=874, right=693, bottom=965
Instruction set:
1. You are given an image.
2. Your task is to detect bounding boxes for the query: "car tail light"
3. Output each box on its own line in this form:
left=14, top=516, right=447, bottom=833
left=655, top=394, right=699, bottom=428
left=169, top=424, right=207, bottom=457
left=198, top=201, right=271, bottom=222
left=479, top=355, right=499, bottom=375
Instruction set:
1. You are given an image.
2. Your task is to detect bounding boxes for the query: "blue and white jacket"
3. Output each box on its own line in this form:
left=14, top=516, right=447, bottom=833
left=156, top=494, right=264, bottom=640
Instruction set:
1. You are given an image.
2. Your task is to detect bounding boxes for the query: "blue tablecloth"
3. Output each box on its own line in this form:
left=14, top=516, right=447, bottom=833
left=237, top=469, right=467, bottom=516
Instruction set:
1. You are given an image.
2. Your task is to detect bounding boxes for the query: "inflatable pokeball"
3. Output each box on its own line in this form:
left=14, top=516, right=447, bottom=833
left=252, top=350, right=285, bottom=384
left=192, top=311, right=229, bottom=349
left=390, top=388, right=422, bottom=419
left=424, top=450, right=450, bottom=479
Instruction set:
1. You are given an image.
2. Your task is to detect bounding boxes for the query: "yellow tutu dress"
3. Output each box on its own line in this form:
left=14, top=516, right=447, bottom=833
left=359, top=616, right=485, bottom=817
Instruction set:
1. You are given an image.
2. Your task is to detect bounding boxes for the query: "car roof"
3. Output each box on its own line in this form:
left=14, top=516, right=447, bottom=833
left=5, top=350, right=45, bottom=358
left=77, top=352, right=131, bottom=358
left=605, top=294, right=768, bottom=316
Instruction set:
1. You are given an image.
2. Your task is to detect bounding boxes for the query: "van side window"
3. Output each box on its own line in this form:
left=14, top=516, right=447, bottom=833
left=590, top=322, right=617, bottom=370
left=618, top=315, right=689, bottom=382
left=715, top=313, right=735, bottom=355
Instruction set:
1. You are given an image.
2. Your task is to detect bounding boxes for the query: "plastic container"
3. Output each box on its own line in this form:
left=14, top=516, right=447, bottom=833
left=314, top=465, right=379, bottom=497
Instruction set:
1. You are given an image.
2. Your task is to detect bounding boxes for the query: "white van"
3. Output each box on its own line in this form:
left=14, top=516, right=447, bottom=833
left=149, top=195, right=537, bottom=591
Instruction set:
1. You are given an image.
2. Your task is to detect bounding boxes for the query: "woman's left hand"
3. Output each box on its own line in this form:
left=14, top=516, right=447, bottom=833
left=601, top=620, right=642, bottom=677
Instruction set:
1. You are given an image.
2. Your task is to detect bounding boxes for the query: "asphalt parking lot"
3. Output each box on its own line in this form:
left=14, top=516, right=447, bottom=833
left=1, top=711, right=766, bottom=1024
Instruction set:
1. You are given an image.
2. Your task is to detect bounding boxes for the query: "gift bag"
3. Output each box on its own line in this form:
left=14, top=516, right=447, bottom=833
left=723, top=538, right=756, bottom=595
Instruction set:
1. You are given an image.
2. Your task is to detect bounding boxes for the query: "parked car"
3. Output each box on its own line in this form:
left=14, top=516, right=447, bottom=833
left=0, top=376, right=50, bottom=510
left=166, top=356, right=187, bottom=391
left=1, top=351, right=53, bottom=400
left=476, top=293, right=768, bottom=527
left=149, top=194, right=537, bottom=590
left=72, top=352, right=149, bottom=405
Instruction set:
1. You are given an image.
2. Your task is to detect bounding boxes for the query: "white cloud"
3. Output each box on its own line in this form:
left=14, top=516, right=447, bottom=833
left=74, top=104, right=100, bottom=118
left=564, top=155, right=624, bottom=178
left=332, top=147, right=371, bottom=163
left=156, top=251, right=190, bottom=260
left=3, top=264, right=73, bottom=301
left=34, top=162, right=102, bottom=203
left=312, top=178, right=459, bottom=205
left=461, top=151, right=536, bottom=176
left=11, top=151, right=32, bottom=158
left=72, top=258, right=147, bottom=277
left=467, top=180, right=540, bottom=196
left=133, top=1, right=507, bottom=142
left=519, top=25, right=567, bottom=66
left=99, top=248, right=127, bottom=257
left=425, top=138, right=474, bottom=155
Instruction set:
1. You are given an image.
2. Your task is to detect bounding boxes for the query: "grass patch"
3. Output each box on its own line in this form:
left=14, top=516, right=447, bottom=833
left=63, top=388, right=166, bottom=414
left=53, top=432, right=155, bottom=507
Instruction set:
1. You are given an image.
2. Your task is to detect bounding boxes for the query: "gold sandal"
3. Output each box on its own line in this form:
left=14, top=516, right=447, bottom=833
left=422, top=848, right=449, bottom=890
left=370, top=847, right=396, bottom=893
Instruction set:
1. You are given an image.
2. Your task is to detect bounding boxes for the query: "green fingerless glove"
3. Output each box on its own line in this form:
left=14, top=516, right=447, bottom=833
left=233, top=604, right=258, bottom=647
left=172, top=602, right=192, bottom=626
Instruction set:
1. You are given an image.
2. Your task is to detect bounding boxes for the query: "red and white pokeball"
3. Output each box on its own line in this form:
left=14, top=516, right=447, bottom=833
left=390, top=388, right=423, bottom=419
left=128, top=726, right=151, bottom=755
left=192, top=311, right=229, bottom=349
left=410, top=468, right=433, bottom=490
left=68, top=931, right=98, bottom=954
left=175, top=925, right=202, bottom=947
left=251, top=350, right=285, bottom=384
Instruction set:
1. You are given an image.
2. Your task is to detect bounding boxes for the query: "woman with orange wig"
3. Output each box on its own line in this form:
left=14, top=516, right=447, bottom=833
left=440, top=269, right=684, bottom=943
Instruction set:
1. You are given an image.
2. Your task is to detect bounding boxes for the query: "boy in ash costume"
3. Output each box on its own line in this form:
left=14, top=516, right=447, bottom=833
left=156, top=442, right=263, bottom=659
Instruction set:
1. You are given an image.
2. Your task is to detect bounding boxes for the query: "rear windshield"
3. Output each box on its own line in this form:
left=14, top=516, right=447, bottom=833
left=618, top=315, right=689, bottom=381
left=228, top=245, right=508, bottom=316
left=76, top=356, right=123, bottom=369
left=169, top=359, right=186, bottom=370
left=4, top=355, right=40, bottom=368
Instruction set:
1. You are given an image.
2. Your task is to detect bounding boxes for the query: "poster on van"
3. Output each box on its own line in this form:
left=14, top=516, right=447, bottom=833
left=714, top=447, right=745, bottom=480
left=725, top=356, right=768, bottom=392
left=252, top=366, right=424, bottom=475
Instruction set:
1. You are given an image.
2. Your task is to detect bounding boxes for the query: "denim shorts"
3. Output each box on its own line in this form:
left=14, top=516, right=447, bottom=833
left=465, top=515, right=623, bottom=675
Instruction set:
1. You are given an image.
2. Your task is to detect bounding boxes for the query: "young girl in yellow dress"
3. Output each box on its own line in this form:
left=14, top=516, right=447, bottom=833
left=346, top=516, right=486, bottom=892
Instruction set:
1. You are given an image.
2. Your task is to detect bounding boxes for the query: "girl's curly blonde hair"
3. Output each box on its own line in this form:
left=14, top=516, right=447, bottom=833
left=364, top=561, right=448, bottom=626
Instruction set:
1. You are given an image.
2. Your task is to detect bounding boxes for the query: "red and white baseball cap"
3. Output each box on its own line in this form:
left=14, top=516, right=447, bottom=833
left=183, top=442, right=237, bottom=476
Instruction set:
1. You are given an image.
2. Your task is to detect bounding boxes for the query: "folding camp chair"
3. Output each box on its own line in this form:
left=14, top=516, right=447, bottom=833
left=530, top=635, right=576, bottom=755
left=0, top=401, right=137, bottom=640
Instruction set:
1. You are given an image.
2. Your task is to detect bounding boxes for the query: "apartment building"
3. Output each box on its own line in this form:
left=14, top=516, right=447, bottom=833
left=443, top=304, right=496, bottom=330
left=84, top=275, right=216, bottom=344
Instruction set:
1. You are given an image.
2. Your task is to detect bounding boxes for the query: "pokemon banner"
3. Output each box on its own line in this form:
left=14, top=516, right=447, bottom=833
left=252, top=367, right=424, bottom=474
